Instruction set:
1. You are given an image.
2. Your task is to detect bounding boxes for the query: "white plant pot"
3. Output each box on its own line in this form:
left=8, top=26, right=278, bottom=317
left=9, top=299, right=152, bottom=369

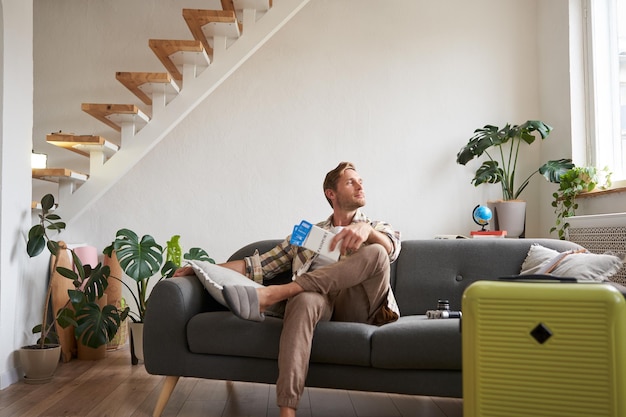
left=129, top=322, right=144, bottom=364
left=490, top=200, right=527, bottom=238
left=19, top=344, right=61, bottom=384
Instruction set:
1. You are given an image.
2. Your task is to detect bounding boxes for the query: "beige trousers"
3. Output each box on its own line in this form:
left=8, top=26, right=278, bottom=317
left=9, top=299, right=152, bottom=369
left=275, top=244, right=391, bottom=409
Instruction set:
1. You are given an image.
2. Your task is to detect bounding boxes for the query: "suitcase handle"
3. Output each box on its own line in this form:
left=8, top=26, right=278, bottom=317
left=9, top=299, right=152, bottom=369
left=498, top=274, right=577, bottom=283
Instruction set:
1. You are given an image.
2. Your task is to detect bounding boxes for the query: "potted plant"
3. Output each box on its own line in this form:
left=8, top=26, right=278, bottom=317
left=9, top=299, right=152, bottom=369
left=550, top=166, right=612, bottom=239
left=456, top=120, right=574, bottom=237
left=23, top=194, right=129, bottom=382
left=104, top=228, right=213, bottom=364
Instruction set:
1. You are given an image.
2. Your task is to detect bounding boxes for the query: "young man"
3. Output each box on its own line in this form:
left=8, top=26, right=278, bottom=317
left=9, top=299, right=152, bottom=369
left=177, top=162, right=401, bottom=417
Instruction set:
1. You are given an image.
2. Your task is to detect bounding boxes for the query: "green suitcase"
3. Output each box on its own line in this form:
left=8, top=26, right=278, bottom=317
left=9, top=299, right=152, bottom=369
left=462, top=278, right=626, bottom=417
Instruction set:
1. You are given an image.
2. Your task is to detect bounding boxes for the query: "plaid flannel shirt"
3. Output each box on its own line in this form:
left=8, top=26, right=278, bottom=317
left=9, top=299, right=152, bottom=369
left=243, top=210, right=402, bottom=317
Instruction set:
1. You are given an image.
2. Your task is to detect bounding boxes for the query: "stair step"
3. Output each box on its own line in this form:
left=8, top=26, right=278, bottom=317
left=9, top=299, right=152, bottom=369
left=81, top=103, right=150, bottom=133
left=221, top=0, right=272, bottom=26
left=47, top=132, right=119, bottom=158
left=115, top=72, right=180, bottom=106
left=183, top=9, right=241, bottom=54
left=149, top=39, right=211, bottom=82
left=32, top=168, right=89, bottom=183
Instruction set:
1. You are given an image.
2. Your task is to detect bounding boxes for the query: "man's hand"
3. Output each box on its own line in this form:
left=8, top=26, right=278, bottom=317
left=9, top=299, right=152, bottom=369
left=330, top=223, right=373, bottom=256
left=173, top=266, right=195, bottom=277
left=330, top=222, right=393, bottom=257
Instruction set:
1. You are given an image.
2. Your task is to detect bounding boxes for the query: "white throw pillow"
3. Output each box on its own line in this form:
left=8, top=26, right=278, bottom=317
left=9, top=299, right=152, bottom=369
left=520, top=244, right=624, bottom=282
left=188, top=260, right=262, bottom=306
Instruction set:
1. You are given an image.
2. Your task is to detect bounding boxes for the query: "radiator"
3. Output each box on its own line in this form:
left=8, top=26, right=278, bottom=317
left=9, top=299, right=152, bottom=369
left=566, top=212, right=626, bottom=285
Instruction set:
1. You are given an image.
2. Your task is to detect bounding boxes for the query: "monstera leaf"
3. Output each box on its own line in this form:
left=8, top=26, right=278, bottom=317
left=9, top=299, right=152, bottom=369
left=69, top=291, right=127, bottom=349
left=109, top=228, right=163, bottom=282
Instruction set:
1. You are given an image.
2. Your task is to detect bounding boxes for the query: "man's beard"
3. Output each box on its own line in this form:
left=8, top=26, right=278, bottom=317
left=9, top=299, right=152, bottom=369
left=336, top=195, right=365, bottom=211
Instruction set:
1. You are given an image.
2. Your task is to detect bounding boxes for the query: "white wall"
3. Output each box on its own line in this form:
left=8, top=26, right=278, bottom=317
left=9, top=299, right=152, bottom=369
left=537, top=0, right=579, bottom=237
left=0, top=0, right=35, bottom=389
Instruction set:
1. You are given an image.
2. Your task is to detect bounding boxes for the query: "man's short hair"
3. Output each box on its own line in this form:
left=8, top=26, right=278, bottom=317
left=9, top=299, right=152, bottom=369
left=323, top=162, right=356, bottom=207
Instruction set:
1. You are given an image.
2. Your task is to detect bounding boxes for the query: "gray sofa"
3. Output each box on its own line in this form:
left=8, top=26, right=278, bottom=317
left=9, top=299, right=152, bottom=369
left=144, top=238, right=582, bottom=416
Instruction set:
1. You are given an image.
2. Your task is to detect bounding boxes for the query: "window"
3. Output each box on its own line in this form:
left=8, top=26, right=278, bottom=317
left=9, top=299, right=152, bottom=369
left=584, top=0, right=625, bottom=179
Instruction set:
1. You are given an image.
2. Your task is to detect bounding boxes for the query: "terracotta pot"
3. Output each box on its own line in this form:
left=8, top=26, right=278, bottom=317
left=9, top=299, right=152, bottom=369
left=77, top=342, right=107, bottom=360
left=19, top=344, right=61, bottom=384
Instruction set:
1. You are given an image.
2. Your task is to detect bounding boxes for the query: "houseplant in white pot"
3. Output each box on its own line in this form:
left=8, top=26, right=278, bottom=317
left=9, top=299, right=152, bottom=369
left=550, top=166, right=612, bottom=239
left=456, top=120, right=574, bottom=237
left=23, top=194, right=129, bottom=382
left=104, top=229, right=213, bottom=364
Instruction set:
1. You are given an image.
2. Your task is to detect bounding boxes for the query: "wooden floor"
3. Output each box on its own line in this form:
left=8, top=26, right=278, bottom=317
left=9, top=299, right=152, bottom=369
left=0, top=346, right=463, bottom=417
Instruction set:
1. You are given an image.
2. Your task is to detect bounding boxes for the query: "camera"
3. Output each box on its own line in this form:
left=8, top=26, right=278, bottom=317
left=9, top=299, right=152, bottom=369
left=426, top=299, right=462, bottom=319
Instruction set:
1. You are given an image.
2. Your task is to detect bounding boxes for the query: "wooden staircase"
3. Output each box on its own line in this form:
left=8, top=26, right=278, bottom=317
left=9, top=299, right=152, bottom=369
left=33, top=0, right=308, bottom=220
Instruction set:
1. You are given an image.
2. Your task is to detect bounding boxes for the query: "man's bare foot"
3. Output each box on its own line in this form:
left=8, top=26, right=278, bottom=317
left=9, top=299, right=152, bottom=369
left=257, top=282, right=304, bottom=312
left=279, top=406, right=296, bottom=417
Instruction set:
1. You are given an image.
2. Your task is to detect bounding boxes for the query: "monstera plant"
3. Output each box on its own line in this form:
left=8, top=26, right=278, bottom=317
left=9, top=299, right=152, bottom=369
left=456, top=120, right=574, bottom=201
left=104, top=229, right=213, bottom=323
left=27, top=194, right=129, bottom=350
left=104, top=229, right=213, bottom=364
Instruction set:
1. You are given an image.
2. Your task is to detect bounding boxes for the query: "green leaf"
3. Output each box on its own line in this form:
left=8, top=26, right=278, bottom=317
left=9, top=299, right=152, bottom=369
left=47, top=240, right=60, bottom=255
left=184, top=247, right=214, bottom=263
left=112, top=229, right=163, bottom=282
left=68, top=289, right=87, bottom=309
left=70, top=250, right=86, bottom=280
left=74, top=303, right=122, bottom=348
left=166, top=235, right=182, bottom=267
left=28, top=224, right=45, bottom=240
left=119, top=306, right=130, bottom=322
left=456, top=125, right=503, bottom=165
left=57, top=266, right=78, bottom=281
left=161, top=260, right=178, bottom=279
left=56, top=308, right=77, bottom=328
left=472, top=161, right=504, bottom=186
left=41, top=194, right=55, bottom=211
left=102, top=242, right=114, bottom=257
left=27, top=235, right=46, bottom=258
left=539, top=159, right=574, bottom=183
left=81, top=264, right=110, bottom=302
left=46, top=221, right=66, bottom=232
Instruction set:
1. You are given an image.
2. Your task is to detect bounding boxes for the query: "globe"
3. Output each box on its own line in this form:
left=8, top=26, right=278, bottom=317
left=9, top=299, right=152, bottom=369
left=472, top=205, right=492, bottom=230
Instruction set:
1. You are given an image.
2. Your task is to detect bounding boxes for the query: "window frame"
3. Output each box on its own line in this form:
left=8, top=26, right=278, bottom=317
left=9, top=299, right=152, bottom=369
left=583, top=0, right=624, bottom=179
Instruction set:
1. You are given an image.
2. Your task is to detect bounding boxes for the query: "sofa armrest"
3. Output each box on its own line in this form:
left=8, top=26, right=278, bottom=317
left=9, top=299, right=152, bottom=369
left=143, top=275, right=223, bottom=375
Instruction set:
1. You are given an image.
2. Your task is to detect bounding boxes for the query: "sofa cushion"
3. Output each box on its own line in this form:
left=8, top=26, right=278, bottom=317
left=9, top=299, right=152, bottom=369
left=520, top=244, right=624, bottom=281
left=187, top=312, right=375, bottom=367
left=370, top=315, right=461, bottom=370
left=310, top=321, right=377, bottom=366
left=188, top=312, right=283, bottom=360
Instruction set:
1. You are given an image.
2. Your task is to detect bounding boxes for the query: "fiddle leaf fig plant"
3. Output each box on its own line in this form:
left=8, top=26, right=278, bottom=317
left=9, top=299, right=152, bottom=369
left=27, top=194, right=129, bottom=349
left=456, top=121, right=574, bottom=200
left=104, top=229, right=214, bottom=323
left=550, top=166, right=612, bottom=239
